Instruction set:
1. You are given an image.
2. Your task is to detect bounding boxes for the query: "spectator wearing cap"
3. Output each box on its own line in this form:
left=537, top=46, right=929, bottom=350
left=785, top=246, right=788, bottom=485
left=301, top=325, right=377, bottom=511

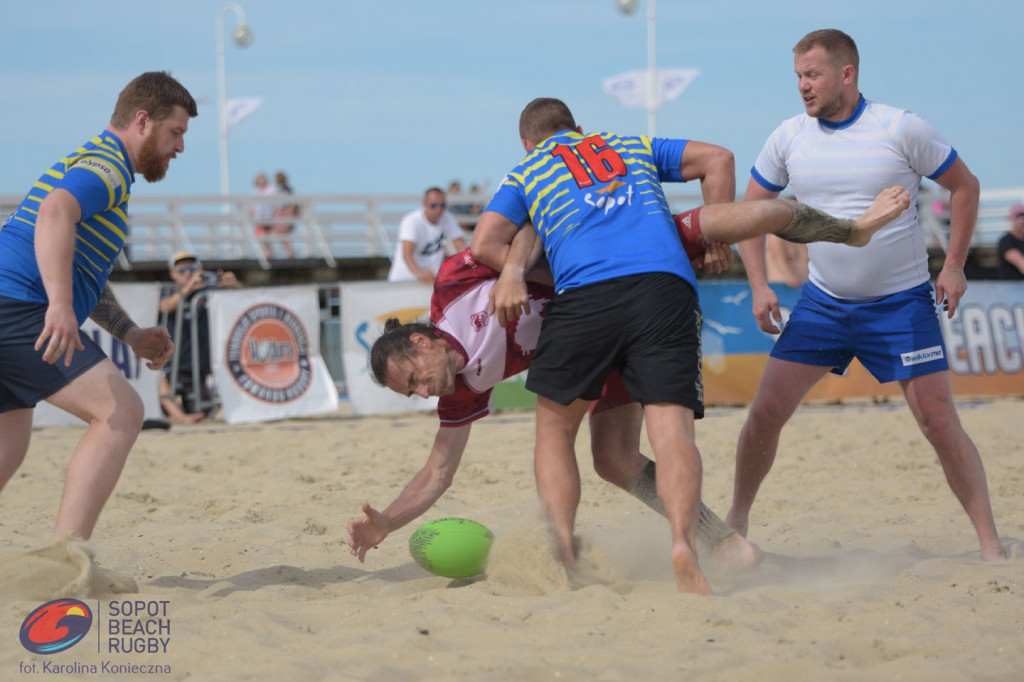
left=158, top=252, right=241, bottom=423
left=997, top=204, right=1024, bottom=280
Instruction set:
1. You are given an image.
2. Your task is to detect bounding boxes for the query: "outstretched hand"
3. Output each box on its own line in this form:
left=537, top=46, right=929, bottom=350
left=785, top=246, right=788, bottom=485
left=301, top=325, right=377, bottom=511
left=347, top=502, right=389, bottom=563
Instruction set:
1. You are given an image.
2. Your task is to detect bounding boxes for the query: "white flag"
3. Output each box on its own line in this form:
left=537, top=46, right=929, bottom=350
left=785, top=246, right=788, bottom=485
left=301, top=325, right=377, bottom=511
left=223, top=97, right=264, bottom=130
left=601, top=68, right=700, bottom=109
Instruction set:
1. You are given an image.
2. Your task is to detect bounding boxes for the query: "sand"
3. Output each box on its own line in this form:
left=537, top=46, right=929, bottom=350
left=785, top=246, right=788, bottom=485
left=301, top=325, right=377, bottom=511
left=1, top=397, right=1022, bottom=681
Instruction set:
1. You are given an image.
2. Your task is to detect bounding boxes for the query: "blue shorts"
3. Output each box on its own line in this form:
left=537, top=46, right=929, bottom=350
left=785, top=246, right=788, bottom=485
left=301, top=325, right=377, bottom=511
left=0, top=296, right=106, bottom=412
left=771, top=281, right=949, bottom=383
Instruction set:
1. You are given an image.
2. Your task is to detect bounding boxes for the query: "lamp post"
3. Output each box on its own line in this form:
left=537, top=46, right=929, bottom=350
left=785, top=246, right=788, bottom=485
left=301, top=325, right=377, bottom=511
left=216, top=3, right=253, bottom=197
left=615, top=0, right=657, bottom=136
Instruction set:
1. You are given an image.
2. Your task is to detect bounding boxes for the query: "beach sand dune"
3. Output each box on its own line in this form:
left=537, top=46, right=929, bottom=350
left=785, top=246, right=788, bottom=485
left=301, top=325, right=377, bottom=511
left=1, top=398, right=1021, bottom=680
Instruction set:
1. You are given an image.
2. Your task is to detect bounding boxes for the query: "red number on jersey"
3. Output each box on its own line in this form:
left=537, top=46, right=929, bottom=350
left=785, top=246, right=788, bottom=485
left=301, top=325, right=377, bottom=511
left=550, top=135, right=627, bottom=188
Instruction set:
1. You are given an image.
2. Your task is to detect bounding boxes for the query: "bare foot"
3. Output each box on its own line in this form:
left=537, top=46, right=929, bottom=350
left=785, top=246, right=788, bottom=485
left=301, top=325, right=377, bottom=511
left=709, top=533, right=764, bottom=573
left=847, top=185, right=911, bottom=246
left=981, top=541, right=1008, bottom=562
left=671, top=543, right=713, bottom=595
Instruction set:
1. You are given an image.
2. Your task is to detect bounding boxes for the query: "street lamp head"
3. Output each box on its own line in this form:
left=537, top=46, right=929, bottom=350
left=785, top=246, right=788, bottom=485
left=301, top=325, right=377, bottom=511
left=615, top=0, right=639, bottom=15
left=232, top=23, right=253, bottom=48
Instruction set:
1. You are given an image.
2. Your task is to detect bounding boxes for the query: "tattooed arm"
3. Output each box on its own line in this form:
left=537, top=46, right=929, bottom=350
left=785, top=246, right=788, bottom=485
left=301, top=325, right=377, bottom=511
left=90, top=285, right=138, bottom=341
left=90, top=285, right=175, bottom=369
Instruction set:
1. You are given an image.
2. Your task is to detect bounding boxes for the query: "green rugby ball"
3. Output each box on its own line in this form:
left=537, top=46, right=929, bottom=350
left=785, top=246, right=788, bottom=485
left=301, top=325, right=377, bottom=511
left=409, top=517, right=494, bottom=579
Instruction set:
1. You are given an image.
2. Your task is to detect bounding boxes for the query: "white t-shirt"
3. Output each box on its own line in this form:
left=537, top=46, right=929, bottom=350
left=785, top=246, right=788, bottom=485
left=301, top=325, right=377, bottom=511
left=752, top=98, right=956, bottom=300
left=252, top=184, right=279, bottom=223
left=387, top=209, right=466, bottom=282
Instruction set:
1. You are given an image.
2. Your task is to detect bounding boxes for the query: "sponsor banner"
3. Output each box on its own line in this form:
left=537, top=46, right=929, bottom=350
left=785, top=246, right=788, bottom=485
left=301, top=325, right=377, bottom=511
left=339, top=281, right=439, bottom=416
left=208, top=285, right=338, bottom=424
left=699, top=281, right=1024, bottom=405
left=33, top=283, right=163, bottom=428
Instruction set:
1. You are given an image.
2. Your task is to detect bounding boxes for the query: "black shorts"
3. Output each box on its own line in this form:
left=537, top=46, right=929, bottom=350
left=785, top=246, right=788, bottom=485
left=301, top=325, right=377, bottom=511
left=526, top=273, right=704, bottom=418
left=0, top=296, right=106, bottom=412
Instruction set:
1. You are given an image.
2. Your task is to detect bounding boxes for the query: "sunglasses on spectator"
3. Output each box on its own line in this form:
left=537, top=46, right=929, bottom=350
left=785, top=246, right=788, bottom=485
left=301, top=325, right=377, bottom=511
left=1015, top=214, right=1024, bottom=221
left=175, top=263, right=199, bottom=275
left=428, top=202, right=446, bottom=209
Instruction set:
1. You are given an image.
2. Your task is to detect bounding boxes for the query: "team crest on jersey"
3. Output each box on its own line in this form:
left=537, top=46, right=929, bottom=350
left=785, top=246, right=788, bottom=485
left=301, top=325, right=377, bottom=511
left=471, top=311, right=488, bottom=332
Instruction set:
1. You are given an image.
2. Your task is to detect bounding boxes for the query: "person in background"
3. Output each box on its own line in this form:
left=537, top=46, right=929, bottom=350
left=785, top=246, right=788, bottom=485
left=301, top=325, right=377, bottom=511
left=729, top=28, right=1005, bottom=562
left=251, top=172, right=279, bottom=259
left=273, top=171, right=298, bottom=259
left=765, top=235, right=809, bottom=288
left=158, top=252, right=241, bottom=424
left=0, top=71, right=196, bottom=541
left=387, top=187, right=468, bottom=283
left=997, top=203, right=1024, bottom=279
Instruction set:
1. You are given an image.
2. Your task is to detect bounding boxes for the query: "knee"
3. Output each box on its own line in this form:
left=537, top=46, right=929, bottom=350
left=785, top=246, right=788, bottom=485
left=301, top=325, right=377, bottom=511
left=915, top=408, right=960, bottom=444
left=109, top=390, right=145, bottom=433
left=745, top=397, right=788, bottom=432
left=591, top=447, right=619, bottom=483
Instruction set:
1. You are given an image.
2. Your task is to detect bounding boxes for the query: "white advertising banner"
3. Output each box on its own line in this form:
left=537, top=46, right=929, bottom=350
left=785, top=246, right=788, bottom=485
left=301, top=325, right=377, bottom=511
left=339, top=280, right=438, bottom=416
left=208, top=285, right=339, bottom=424
left=33, top=282, right=163, bottom=428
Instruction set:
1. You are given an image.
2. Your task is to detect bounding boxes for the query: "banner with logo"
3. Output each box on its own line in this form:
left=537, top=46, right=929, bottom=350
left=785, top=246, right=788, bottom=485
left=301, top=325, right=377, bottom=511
left=208, top=285, right=338, bottom=424
left=699, top=280, right=1024, bottom=405
left=339, top=280, right=439, bottom=416
left=33, top=283, right=163, bottom=428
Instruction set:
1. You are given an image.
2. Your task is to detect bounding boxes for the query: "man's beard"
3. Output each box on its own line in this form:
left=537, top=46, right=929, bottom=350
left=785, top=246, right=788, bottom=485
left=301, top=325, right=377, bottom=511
left=137, top=131, right=171, bottom=182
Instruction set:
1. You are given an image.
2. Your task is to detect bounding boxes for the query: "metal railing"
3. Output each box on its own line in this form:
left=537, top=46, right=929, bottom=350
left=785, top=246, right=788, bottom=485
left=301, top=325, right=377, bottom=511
left=2, top=188, right=1020, bottom=270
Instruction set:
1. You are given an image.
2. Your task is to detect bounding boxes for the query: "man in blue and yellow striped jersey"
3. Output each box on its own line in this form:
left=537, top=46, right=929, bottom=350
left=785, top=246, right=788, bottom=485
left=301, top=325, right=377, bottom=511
left=0, top=71, right=197, bottom=543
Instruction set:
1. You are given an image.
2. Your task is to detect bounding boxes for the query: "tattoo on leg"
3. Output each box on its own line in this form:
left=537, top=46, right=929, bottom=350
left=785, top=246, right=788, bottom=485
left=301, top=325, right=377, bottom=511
left=776, top=200, right=855, bottom=244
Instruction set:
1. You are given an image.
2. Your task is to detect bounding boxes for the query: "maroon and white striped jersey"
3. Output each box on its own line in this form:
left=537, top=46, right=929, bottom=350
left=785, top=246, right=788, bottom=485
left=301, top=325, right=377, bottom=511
left=431, top=249, right=554, bottom=427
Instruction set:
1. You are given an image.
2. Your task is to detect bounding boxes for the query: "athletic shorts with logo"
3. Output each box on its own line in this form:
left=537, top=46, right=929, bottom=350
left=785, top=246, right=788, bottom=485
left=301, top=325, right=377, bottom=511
left=771, top=281, right=949, bottom=382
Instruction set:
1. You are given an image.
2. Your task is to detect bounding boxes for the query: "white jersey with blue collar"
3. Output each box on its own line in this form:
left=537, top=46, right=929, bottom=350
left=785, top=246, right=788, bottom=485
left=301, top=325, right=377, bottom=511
left=751, top=97, right=957, bottom=300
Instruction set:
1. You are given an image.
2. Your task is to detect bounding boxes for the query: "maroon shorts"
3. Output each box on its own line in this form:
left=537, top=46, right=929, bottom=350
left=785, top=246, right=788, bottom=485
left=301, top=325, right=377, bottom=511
left=589, top=369, right=631, bottom=417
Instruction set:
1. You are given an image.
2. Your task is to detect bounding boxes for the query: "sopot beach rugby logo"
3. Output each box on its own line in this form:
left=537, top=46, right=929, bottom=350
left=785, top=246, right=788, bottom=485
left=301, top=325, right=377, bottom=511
left=19, top=599, right=93, bottom=654
left=227, top=303, right=313, bottom=402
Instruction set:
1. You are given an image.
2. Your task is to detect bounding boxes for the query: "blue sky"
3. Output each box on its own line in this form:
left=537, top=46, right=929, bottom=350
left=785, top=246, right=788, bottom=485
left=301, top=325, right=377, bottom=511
left=1, top=0, right=1021, bottom=200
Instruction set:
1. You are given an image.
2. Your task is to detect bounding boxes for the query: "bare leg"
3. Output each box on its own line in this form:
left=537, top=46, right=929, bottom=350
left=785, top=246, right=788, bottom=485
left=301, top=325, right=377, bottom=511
left=46, top=360, right=145, bottom=541
left=779, top=185, right=910, bottom=246
left=698, top=185, right=910, bottom=249
left=642, top=403, right=711, bottom=595
left=0, top=408, right=34, bottom=492
left=901, top=372, right=1006, bottom=561
left=727, top=358, right=829, bottom=536
left=534, top=396, right=589, bottom=567
left=589, top=404, right=763, bottom=572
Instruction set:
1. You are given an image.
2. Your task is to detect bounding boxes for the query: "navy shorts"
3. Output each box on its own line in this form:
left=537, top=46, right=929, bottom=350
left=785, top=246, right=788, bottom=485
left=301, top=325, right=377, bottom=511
left=0, top=296, right=106, bottom=412
left=771, top=281, right=950, bottom=382
left=526, top=273, right=704, bottom=418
